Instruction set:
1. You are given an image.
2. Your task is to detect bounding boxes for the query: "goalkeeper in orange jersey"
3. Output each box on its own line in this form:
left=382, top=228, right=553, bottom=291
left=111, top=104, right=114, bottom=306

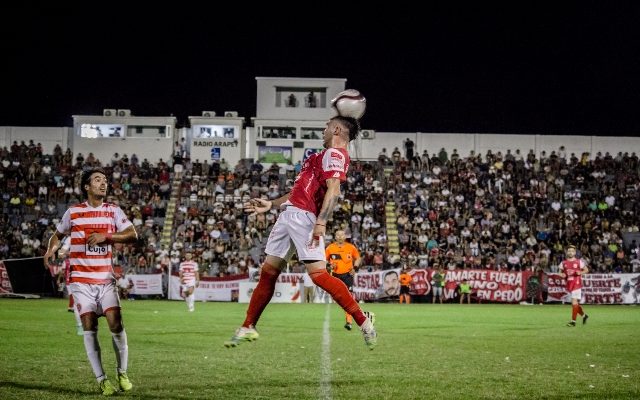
left=325, top=230, right=362, bottom=330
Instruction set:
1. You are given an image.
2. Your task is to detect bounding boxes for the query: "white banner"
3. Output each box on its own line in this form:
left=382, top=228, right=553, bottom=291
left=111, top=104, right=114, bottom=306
left=354, top=269, right=401, bottom=301
left=128, top=274, right=163, bottom=295
left=238, top=282, right=303, bottom=303
left=547, top=273, right=640, bottom=304
left=168, top=274, right=249, bottom=301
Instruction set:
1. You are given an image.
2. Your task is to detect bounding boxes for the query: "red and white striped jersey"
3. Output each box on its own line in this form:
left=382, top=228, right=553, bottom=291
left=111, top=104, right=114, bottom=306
left=179, top=261, right=199, bottom=286
left=56, top=202, right=133, bottom=284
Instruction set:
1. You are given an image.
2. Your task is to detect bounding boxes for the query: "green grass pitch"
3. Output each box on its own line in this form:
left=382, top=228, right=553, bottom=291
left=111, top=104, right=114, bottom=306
left=0, top=299, right=638, bottom=399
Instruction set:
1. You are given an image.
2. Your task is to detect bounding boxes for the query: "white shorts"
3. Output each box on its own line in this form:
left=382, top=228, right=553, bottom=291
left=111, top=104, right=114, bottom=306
left=265, top=206, right=325, bottom=262
left=181, top=284, right=196, bottom=293
left=68, top=281, right=120, bottom=317
left=570, top=288, right=582, bottom=300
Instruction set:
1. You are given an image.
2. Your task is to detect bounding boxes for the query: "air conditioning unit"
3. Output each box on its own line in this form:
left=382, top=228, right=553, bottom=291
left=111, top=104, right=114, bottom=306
left=117, top=109, right=131, bottom=117
left=224, top=111, right=238, bottom=118
left=360, top=129, right=376, bottom=140
left=103, top=109, right=117, bottom=117
left=202, top=111, right=216, bottom=117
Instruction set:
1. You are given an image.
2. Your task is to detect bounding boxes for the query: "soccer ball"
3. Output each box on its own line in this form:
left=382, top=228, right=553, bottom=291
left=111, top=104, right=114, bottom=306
left=331, top=89, right=366, bottom=119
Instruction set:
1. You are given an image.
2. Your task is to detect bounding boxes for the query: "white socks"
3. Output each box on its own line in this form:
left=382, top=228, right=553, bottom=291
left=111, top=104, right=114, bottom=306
left=187, top=294, right=195, bottom=311
left=111, top=330, right=129, bottom=373
left=83, top=331, right=104, bottom=380
left=73, top=308, right=82, bottom=329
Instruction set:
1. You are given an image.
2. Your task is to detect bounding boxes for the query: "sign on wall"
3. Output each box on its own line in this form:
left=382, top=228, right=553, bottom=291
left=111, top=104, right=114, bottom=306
left=190, top=138, right=240, bottom=165
left=258, top=145, right=292, bottom=163
left=303, top=147, right=323, bottom=161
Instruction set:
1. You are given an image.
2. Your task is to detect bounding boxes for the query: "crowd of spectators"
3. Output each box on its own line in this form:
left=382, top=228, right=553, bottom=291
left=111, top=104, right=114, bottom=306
left=377, top=145, right=640, bottom=274
left=2, top=139, right=640, bottom=283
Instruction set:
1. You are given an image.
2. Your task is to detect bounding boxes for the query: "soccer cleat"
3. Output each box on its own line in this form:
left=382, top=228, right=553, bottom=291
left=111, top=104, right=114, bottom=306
left=76, top=325, right=84, bottom=336
left=99, top=379, right=117, bottom=396
left=360, top=312, right=377, bottom=350
left=117, top=372, right=133, bottom=392
left=224, top=326, right=259, bottom=348
left=363, top=310, right=376, bottom=325
left=582, top=314, right=589, bottom=325
left=344, top=323, right=352, bottom=331
left=566, top=320, right=576, bottom=327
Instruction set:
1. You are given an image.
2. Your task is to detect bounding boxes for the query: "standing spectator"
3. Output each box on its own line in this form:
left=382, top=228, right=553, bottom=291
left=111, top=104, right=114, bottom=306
left=302, top=270, right=315, bottom=303
left=403, top=137, right=415, bottom=162
left=459, top=279, right=472, bottom=304
left=431, top=266, right=446, bottom=304
left=306, top=91, right=317, bottom=108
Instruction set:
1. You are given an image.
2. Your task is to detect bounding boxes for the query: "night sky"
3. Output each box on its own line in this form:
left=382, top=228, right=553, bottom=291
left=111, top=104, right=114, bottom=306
left=3, top=4, right=640, bottom=136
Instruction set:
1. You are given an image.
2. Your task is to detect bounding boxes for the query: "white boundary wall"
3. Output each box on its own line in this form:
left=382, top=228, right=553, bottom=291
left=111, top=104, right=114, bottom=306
left=2, top=126, right=639, bottom=162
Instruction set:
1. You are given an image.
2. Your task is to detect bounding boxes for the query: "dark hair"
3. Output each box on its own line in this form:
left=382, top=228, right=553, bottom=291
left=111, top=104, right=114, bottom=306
left=332, top=116, right=360, bottom=141
left=80, top=167, right=108, bottom=198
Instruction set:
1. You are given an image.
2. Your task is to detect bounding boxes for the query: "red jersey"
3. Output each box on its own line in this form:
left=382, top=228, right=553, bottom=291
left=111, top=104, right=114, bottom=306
left=288, top=148, right=349, bottom=215
left=560, top=258, right=587, bottom=291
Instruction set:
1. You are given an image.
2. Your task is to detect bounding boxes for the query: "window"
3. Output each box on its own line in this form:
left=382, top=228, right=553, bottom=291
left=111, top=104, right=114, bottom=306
left=275, top=86, right=327, bottom=108
left=126, top=125, right=171, bottom=138
left=260, top=126, right=296, bottom=139
left=301, top=128, right=323, bottom=140
left=79, top=124, right=124, bottom=138
left=193, top=125, right=237, bottom=139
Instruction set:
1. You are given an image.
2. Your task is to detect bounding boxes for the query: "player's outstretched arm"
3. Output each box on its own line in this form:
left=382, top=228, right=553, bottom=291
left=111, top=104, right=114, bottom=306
left=244, top=193, right=290, bottom=216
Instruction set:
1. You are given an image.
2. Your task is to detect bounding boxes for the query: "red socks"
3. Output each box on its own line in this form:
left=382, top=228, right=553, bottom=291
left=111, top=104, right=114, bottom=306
left=309, top=269, right=366, bottom=326
left=571, top=304, right=584, bottom=320
left=242, top=263, right=280, bottom=328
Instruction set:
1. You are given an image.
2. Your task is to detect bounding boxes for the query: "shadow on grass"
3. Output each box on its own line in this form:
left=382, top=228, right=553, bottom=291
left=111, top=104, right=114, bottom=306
left=0, top=380, right=93, bottom=396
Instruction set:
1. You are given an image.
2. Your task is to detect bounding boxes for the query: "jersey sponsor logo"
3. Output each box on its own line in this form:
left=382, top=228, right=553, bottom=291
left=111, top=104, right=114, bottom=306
left=330, top=151, right=344, bottom=160
left=86, top=244, right=108, bottom=256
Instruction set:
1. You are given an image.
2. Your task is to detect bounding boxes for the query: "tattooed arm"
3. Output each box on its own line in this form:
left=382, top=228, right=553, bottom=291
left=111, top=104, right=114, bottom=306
left=313, top=177, right=342, bottom=240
